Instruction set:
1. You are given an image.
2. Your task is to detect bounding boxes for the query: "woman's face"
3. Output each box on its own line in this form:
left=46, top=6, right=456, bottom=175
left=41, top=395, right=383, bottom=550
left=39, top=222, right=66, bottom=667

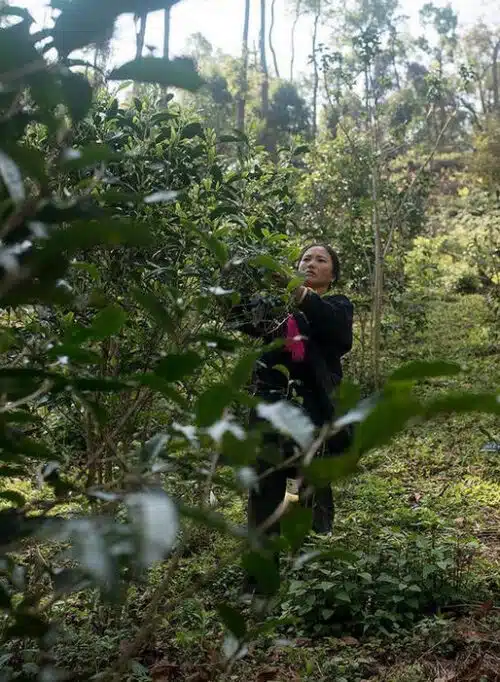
left=298, top=246, right=334, bottom=292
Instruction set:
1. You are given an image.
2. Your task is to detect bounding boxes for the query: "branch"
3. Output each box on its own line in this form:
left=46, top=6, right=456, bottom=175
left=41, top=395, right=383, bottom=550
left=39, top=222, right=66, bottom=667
left=0, top=379, right=52, bottom=413
left=382, top=111, right=456, bottom=259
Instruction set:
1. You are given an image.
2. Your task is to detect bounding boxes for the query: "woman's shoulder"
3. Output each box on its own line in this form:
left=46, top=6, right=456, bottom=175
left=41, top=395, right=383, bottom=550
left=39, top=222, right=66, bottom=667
left=324, top=293, right=354, bottom=309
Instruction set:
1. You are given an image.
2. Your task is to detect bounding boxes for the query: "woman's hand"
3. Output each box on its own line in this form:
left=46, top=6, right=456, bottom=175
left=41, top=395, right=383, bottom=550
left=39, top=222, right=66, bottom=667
left=293, top=285, right=310, bottom=304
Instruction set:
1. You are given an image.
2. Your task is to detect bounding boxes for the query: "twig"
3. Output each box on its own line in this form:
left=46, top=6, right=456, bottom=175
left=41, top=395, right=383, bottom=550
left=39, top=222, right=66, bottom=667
left=0, top=379, right=52, bottom=413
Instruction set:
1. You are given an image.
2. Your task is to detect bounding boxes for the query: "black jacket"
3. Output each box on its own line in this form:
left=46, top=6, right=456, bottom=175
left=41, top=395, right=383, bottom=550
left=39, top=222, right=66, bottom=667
left=232, top=291, right=354, bottom=426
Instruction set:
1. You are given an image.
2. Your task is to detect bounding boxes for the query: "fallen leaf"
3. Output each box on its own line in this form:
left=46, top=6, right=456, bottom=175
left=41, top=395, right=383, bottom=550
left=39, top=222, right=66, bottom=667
left=150, top=660, right=180, bottom=681
left=256, top=668, right=280, bottom=682
left=340, top=636, right=360, bottom=647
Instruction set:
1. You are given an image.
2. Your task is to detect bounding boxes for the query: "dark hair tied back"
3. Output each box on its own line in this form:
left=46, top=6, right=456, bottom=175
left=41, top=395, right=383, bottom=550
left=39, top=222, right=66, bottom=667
left=297, top=243, right=340, bottom=286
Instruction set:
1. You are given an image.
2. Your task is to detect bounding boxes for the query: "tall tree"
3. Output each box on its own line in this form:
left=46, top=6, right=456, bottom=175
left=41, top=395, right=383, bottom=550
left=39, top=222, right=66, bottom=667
left=419, top=3, right=458, bottom=142
left=260, top=0, right=269, bottom=120
left=290, top=0, right=302, bottom=81
left=493, top=38, right=500, bottom=112
left=463, top=22, right=500, bottom=116
left=269, top=0, right=280, bottom=78
left=237, top=0, right=251, bottom=130
left=134, top=12, right=147, bottom=59
left=163, top=4, right=171, bottom=58
left=311, top=0, right=321, bottom=138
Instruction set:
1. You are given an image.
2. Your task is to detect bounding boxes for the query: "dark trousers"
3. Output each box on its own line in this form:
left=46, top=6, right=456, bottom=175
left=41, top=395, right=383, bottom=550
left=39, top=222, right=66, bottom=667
left=247, top=417, right=353, bottom=538
left=248, top=438, right=335, bottom=536
left=244, top=426, right=352, bottom=594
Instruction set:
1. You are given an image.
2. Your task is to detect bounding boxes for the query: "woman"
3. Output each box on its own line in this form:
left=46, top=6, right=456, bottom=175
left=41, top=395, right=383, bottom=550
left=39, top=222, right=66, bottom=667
left=232, top=244, right=353, bottom=585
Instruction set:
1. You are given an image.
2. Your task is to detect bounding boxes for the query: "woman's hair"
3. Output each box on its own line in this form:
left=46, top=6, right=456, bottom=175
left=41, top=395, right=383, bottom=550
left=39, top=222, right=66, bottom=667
left=297, top=243, right=341, bottom=285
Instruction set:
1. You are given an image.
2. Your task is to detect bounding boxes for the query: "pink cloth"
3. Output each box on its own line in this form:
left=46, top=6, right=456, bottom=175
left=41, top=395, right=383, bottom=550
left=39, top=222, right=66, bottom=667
left=285, top=315, right=305, bottom=362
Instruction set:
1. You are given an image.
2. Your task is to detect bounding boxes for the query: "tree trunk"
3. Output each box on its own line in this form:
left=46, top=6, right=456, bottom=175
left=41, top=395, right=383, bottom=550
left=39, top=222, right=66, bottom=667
left=371, top=165, right=383, bottom=388
left=236, top=0, right=251, bottom=131
left=135, top=13, right=147, bottom=60
left=311, top=0, right=321, bottom=139
left=269, top=0, right=280, bottom=78
left=290, top=0, right=301, bottom=82
left=492, top=39, right=500, bottom=112
left=389, top=27, right=401, bottom=91
left=163, top=4, right=171, bottom=59
left=365, top=65, right=383, bottom=388
left=260, top=0, right=269, bottom=121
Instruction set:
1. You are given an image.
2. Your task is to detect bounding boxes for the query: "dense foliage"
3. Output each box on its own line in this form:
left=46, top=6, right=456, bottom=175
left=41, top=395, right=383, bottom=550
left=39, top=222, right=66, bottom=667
left=0, top=1, right=499, bottom=680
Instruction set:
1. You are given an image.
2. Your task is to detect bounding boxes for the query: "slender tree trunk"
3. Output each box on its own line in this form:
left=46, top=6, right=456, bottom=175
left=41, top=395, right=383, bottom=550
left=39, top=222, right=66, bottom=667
left=478, top=76, right=487, bottom=116
left=269, top=0, right=280, bottom=78
left=135, top=13, right=147, bottom=60
left=237, top=0, right=251, bottom=131
left=290, top=0, right=301, bottom=82
left=163, top=5, right=171, bottom=59
left=311, top=0, right=321, bottom=139
left=492, top=39, right=500, bottom=112
left=365, top=65, right=383, bottom=388
left=389, top=28, right=401, bottom=91
left=260, top=0, right=269, bottom=121
left=372, top=162, right=383, bottom=389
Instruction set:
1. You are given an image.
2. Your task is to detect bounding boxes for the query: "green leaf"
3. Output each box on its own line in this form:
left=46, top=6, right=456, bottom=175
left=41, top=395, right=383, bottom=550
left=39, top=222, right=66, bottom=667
left=242, top=551, right=280, bottom=596
left=62, top=143, right=121, bottom=170
left=217, top=604, right=247, bottom=639
left=352, top=395, right=422, bottom=456
left=282, top=506, right=312, bottom=553
left=0, top=150, right=24, bottom=202
left=335, top=381, right=362, bottom=416
left=6, top=612, right=49, bottom=639
left=230, top=351, right=261, bottom=390
left=0, top=490, right=26, bottom=507
left=198, top=233, right=228, bottom=266
left=0, top=6, right=34, bottom=23
left=139, top=375, right=188, bottom=409
left=286, top=275, right=305, bottom=292
left=144, top=190, right=178, bottom=204
left=305, top=450, right=360, bottom=487
left=389, top=361, right=462, bottom=382
left=60, top=70, right=93, bottom=122
left=131, top=288, right=175, bottom=334
left=293, top=144, right=310, bottom=155
left=0, top=583, right=11, bottom=609
left=71, top=377, right=130, bottom=392
left=154, top=352, right=202, bottom=382
left=256, top=401, right=314, bottom=450
left=0, top=19, right=38, bottom=78
left=109, top=57, right=204, bottom=91
left=1, top=435, right=57, bottom=462
left=210, top=203, right=239, bottom=220
left=51, top=0, right=176, bottom=55
left=335, top=591, right=351, bottom=603
left=195, top=384, right=233, bottom=428
left=2, top=411, right=41, bottom=425
left=250, top=254, right=285, bottom=274
left=90, top=305, right=126, bottom=339
left=181, top=122, right=204, bottom=139
left=37, top=219, right=152, bottom=257
left=47, top=344, right=102, bottom=365
left=194, top=332, right=238, bottom=353
left=423, top=392, right=500, bottom=418
left=126, top=490, right=178, bottom=568
left=2, top=144, right=46, bottom=185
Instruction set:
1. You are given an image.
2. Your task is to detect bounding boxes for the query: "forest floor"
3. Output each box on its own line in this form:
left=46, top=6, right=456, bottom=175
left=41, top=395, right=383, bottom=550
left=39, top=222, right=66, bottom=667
left=45, top=293, right=500, bottom=681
